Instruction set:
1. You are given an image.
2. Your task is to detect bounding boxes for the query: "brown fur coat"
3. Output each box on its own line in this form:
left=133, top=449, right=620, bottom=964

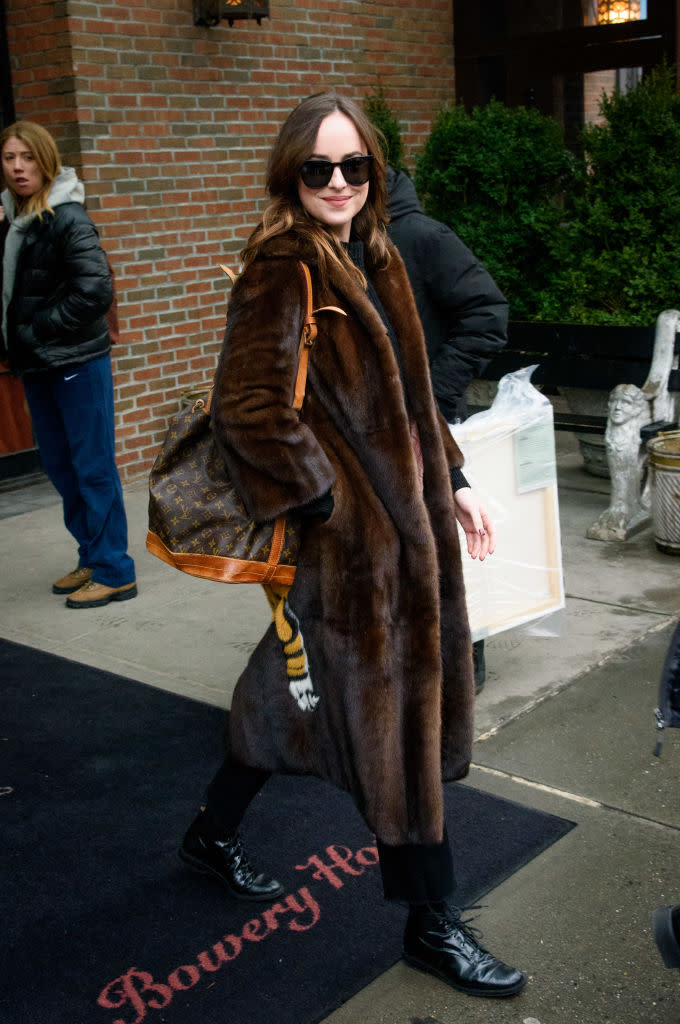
left=212, top=233, right=474, bottom=846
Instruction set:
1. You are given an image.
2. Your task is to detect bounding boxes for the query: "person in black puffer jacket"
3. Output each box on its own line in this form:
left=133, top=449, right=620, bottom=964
left=651, top=619, right=680, bottom=970
left=0, top=120, right=136, bottom=607
left=387, top=167, right=508, bottom=691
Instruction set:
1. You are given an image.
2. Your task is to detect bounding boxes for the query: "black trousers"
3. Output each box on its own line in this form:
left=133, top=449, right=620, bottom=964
left=201, top=756, right=455, bottom=905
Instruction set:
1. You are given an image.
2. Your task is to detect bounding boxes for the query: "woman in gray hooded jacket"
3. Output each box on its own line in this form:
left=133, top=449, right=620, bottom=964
left=0, top=120, right=135, bottom=607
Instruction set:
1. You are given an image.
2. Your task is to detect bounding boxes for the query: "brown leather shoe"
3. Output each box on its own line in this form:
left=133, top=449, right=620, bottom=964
left=52, top=566, right=93, bottom=594
left=66, top=580, right=138, bottom=608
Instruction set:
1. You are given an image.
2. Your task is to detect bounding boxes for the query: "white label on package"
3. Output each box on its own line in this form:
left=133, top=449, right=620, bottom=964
left=515, top=417, right=556, bottom=493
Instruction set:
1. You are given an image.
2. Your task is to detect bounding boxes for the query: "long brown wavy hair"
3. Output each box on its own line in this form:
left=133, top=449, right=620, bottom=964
left=241, top=91, right=390, bottom=287
left=0, top=120, right=62, bottom=219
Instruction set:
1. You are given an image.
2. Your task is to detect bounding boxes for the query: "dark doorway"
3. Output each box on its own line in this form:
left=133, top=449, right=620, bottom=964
left=0, top=0, right=42, bottom=484
left=0, top=0, right=14, bottom=128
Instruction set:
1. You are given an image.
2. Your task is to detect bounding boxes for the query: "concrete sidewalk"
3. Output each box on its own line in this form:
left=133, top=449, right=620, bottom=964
left=1, top=433, right=679, bottom=1022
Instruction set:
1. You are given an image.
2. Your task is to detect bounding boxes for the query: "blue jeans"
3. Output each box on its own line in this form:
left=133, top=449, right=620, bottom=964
left=23, top=355, right=135, bottom=588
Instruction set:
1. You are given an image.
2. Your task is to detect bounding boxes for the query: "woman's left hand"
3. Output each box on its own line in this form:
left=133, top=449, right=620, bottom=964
left=453, top=487, right=495, bottom=561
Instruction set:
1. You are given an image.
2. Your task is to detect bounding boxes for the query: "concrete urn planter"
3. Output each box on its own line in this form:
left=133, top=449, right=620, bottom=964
left=557, top=385, right=611, bottom=477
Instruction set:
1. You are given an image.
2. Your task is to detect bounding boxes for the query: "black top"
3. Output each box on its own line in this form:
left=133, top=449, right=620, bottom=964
left=0, top=202, right=113, bottom=375
left=346, top=238, right=469, bottom=493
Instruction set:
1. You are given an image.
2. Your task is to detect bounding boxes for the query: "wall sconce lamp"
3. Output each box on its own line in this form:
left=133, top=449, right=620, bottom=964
left=597, top=0, right=642, bottom=24
left=193, top=0, right=269, bottom=28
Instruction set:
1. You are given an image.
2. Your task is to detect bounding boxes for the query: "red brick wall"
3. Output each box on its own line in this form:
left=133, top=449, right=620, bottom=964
left=5, top=0, right=455, bottom=480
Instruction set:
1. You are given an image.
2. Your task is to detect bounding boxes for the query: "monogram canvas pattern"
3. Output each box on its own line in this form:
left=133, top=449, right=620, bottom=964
left=147, top=402, right=300, bottom=584
left=146, top=259, right=320, bottom=585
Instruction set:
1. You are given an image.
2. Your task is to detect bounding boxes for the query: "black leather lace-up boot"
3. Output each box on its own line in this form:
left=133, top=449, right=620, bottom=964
left=652, top=905, right=680, bottom=968
left=403, top=903, right=527, bottom=998
left=179, top=815, right=284, bottom=901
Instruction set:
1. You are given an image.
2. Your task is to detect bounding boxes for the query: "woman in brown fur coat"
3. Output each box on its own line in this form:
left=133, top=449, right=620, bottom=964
left=178, top=92, right=526, bottom=999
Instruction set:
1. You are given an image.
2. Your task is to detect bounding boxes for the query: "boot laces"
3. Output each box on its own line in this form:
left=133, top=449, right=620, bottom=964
left=216, top=832, right=259, bottom=883
left=436, top=904, right=493, bottom=962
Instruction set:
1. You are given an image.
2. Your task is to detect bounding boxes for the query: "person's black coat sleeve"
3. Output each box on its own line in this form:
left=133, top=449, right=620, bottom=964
left=427, top=227, right=508, bottom=422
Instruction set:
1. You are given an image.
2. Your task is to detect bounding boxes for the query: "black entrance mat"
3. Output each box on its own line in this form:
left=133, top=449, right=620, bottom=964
left=1, top=637, right=575, bottom=1024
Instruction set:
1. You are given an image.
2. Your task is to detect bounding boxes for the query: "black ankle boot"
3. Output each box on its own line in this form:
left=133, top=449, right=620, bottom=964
left=652, top=905, right=680, bottom=968
left=179, top=814, right=284, bottom=901
left=403, top=903, right=527, bottom=998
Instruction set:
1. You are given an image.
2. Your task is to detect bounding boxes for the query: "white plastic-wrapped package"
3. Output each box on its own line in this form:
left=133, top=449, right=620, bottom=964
left=450, top=367, right=565, bottom=642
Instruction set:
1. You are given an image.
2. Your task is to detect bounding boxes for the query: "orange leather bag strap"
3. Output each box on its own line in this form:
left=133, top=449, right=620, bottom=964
left=218, top=264, right=237, bottom=284
left=206, top=260, right=345, bottom=416
left=293, top=260, right=346, bottom=411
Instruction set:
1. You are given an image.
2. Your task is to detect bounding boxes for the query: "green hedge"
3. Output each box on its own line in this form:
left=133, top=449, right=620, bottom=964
left=363, top=88, right=409, bottom=175
left=414, top=99, right=574, bottom=321
left=549, top=65, right=680, bottom=326
left=411, top=65, right=680, bottom=326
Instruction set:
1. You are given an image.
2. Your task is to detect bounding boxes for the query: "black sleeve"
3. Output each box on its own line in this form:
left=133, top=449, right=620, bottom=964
left=32, top=207, right=113, bottom=341
left=450, top=467, right=470, bottom=492
left=427, top=227, right=508, bottom=421
left=295, top=488, right=334, bottom=523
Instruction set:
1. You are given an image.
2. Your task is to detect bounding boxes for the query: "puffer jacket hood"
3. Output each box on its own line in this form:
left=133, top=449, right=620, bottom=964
left=386, top=167, right=423, bottom=221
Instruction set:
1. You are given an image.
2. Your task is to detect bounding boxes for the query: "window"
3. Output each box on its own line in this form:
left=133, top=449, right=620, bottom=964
left=583, top=1, right=647, bottom=26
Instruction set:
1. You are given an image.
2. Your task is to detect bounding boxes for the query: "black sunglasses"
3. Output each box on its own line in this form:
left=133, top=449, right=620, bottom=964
left=299, top=155, right=374, bottom=189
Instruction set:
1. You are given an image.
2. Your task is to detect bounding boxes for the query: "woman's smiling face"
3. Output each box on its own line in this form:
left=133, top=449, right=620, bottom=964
left=297, top=111, right=370, bottom=243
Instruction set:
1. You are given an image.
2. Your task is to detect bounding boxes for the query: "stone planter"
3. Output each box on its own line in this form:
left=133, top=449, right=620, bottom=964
left=556, top=385, right=610, bottom=477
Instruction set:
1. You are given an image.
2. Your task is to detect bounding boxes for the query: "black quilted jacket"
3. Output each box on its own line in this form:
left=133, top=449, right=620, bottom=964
left=387, top=167, right=508, bottom=423
left=0, top=201, right=113, bottom=375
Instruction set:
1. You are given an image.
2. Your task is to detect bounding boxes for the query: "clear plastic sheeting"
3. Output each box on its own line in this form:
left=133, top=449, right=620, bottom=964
left=450, top=367, right=565, bottom=643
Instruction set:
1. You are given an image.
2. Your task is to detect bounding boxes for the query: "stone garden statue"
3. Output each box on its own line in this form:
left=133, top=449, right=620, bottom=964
left=587, top=310, right=680, bottom=542
left=586, top=384, right=652, bottom=541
